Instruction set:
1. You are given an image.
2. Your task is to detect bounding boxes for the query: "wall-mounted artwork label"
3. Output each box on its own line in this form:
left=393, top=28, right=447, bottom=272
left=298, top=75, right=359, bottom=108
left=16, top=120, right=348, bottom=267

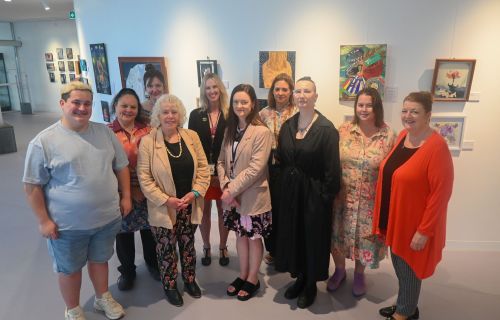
left=339, top=44, right=387, bottom=101
left=259, top=51, right=295, bottom=88
left=431, top=59, right=476, bottom=102
left=90, top=43, right=111, bottom=95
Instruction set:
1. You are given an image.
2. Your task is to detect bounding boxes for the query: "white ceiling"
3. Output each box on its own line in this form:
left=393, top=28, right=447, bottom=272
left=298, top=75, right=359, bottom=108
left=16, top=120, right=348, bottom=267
left=0, top=0, right=74, bottom=22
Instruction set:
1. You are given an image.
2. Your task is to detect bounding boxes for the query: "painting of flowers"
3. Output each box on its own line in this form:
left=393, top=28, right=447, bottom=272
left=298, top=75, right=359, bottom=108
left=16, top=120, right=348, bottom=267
left=430, top=115, right=465, bottom=151
left=431, top=59, right=476, bottom=102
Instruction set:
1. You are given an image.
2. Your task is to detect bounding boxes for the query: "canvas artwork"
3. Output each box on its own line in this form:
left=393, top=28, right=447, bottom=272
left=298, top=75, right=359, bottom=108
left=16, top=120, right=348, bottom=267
left=90, top=43, right=111, bottom=94
left=69, top=74, right=76, bottom=82
left=46, top=63, right=55, bottom=72
left=45, top=53, right=53, bottom=62
left=196, top=60, right=217, bottom=87
left=57, top=48, right=64, bottom=60
left=101, top=101, right=111, bottom=122
left=259, top=51, right=296, bottom=88
left=66, top=48, right=73, bottom=60
left=74, top=60, right=81, bottom=74
left=80, top=59, right=88, bottom=72
left=431, top=59, right=476, bottom=102
left=68, top=61, right=75, bottom=72
left=60, top=73, right=67, bottom=84
left=58, top=61, right=65, bottom=72
left=49, top=72, right=55, bottom=83
left=430, top=115, right=465, bottom=151
left=339, top=44, right=387, bottom=101
left=118, top=57, right=168, bottom=102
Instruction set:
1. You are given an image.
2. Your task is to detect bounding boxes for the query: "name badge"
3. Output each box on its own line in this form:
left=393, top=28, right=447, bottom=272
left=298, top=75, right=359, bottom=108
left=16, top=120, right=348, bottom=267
left=209, top=164, right=216, bottom=175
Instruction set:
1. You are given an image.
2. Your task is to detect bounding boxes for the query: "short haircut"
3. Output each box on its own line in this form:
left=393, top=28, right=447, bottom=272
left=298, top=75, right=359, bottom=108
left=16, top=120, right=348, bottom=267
left=199, top=73, right=229, bottom=119
left=268, top=73, right=294, bottom=109
left=353, top=87, right=385, bottom=128
left=296, top=76, right=316, bottom=92
left=403, top=91, right=433, bottom=113
left=111, top=88, right=144, bottom=124
left=61, top=81, right=92, bottom=101
left=150, top=94, right=187, bottom=128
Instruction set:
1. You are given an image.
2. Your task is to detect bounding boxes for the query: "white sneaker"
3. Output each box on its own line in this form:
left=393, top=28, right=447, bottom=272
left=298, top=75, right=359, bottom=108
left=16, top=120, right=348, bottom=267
left=65, top=306, right=86, bottom=320
left=93, top=291, right=125, bottom=319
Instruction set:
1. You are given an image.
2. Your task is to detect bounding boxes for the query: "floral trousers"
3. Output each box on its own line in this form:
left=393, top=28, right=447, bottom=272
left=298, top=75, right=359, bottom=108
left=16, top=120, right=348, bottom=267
left=151, top=207, right=197, bottom=290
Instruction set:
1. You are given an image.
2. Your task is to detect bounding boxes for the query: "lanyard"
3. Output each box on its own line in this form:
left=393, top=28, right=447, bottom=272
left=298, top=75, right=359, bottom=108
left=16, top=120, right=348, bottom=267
left=207, top=110, right=221, bottom=163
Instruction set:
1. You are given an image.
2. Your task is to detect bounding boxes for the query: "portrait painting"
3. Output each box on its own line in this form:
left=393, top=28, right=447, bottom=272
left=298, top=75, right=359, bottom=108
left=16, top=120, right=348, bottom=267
left=431, top=59, right=476, bottom=102
left=196, top=60, right=218, bottom=87
left=66, top=48, right=74, bottom=60
left=45, top=53, right=53, bottom=62
left=49, top=72, right=55, bottom=83
left=67, top=61, right=75, bottom=73
left=430, top=115, right=465, bottom=151
left=118, top=57, right=168, bottom=101
left=60, top=73, right=67, bottom=84
left=58, top=61, right=65, bottom=72
left=46, top=63, right=55, bottom=72
left=57, top=48, right=64, bottom=60
left=69, top=74, right=76, bottom=82
left=339, top=44, right=387, bottom=101
left=259, top=51, right=295, bottom=88
left=90, top=43, right=111, bottom=95
left=101, top=101, right=111, bottom=122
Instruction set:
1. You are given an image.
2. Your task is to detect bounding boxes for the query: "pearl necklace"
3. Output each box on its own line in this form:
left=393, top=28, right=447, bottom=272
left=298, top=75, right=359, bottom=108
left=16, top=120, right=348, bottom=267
left=165, top=131, right=182, bottom=158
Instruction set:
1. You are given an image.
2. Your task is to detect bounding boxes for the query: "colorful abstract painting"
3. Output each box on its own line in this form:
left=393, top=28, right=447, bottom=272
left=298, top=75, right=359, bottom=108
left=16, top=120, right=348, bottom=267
left=90, top=43, right=111, bottom=95
left=259, top=51, right=295, bottom=88
left=339, top=44, right=387, bottom=101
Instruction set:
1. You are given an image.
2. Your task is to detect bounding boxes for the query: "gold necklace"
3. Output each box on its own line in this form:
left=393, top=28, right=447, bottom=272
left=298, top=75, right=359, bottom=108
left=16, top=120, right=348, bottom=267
left=165, top=131, right=182, bottom=158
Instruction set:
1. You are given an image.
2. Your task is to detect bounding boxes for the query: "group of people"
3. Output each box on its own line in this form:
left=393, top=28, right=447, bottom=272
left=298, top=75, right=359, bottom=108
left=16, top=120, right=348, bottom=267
left=22, top=71, right=454, bottom=320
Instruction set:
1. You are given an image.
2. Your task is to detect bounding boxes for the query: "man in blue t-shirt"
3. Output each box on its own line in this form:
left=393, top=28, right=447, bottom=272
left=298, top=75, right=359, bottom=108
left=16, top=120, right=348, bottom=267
left=23, top=82, right=131, bottom=320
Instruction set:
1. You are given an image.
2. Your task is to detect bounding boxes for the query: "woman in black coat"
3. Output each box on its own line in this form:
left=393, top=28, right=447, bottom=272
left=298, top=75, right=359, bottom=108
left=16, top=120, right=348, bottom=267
left=275, top=77, right=341, bottom=309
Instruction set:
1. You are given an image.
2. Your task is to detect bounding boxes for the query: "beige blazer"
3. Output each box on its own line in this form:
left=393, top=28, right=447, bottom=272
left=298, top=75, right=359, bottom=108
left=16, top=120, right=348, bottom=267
left=137, top=127, right=210, bottom=229
left=217, top=124, right=273, bottom=216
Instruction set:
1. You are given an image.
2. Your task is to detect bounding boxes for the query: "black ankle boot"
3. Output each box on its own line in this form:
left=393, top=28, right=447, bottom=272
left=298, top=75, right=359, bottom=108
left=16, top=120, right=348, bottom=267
left=297, top=283, right=317, bottom=309
left=284, top=276, right=305, bottom=300
left=164, top=285, right=183, bottom=307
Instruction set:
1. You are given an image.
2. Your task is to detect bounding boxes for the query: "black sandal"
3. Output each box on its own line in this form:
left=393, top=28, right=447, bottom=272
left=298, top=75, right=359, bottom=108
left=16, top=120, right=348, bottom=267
left=201, top=247, right=211, bottom=266
left=237, top=280, right=260, bottom=301
left=219, top=246, right=229, bottom=266
left=226, top=277, right=245, bottom=296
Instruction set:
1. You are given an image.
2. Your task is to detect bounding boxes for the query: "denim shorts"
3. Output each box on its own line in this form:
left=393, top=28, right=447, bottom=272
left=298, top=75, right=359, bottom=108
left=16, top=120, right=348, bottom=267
left=47, top=218, right=121, bottom=275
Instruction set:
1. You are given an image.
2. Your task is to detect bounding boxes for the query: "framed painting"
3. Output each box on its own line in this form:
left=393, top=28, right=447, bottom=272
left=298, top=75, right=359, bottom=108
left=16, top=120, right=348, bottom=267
left=66, top=48, right=73, bottom=60
left=67, top=61, right=75, bottom=73
left=60, top=73, right=67, bottom=84
left=69, top=74, right=76, bottom=82
left=431, top=59, right=476, bottom=102
left=58, top=61, right=65, bottom=72
left=90, top=43, right=111, bottom=94
left=45, top=53, right=53, bottom=62
left=259, top=51, right=295, bottom=88
left=46, top=63, right=55, bottom=72
left=49, top=72, right=55, bottom=83
left=339, top=44, right=387, bottom=101
left=430, top=115, right=465, bottom=151
left=118, top=57, right=168, bottom=101
left=80, top=59, right=88, bottom=72
left=196, top=60, right=218, bottom=87
left=101, top=101, right=111, bottom=122
left=57, top=48, right=64, bottom=60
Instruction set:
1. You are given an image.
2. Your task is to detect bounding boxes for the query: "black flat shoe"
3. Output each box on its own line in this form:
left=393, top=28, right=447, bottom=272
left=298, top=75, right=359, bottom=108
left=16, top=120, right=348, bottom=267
left=297, top=284, right=317, bottom=309
left=219, top=247, right=229, bottom=266
left=379, top=305, right=419, bottom=319
left=117, top=274, right=135, bottom=291
left=201, top=247, right=211, bottom=266
left=164, top=287, right=183, bottom=307
left=237, top=281, right=260, bottom=301
left=184, top=281, right=202, bottom=298
left=227, top=277, right=246, bottom=296
left=284, top=277, right=305, bottom=300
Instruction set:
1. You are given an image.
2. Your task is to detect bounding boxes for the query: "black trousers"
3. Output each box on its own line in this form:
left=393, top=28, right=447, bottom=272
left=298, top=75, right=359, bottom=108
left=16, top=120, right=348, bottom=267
left=116, top=229, right=158, bottom=278
left=264, top=164, right=281, bottom=256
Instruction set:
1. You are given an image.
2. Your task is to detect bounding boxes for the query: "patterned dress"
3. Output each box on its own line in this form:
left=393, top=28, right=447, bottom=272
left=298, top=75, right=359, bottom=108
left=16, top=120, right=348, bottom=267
left=332, top=121, right=396, bottom=268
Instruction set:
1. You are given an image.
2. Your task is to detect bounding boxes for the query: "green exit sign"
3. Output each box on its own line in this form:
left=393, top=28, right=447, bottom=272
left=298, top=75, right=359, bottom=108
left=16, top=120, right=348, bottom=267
left=69, top=11, right=76, bottom=20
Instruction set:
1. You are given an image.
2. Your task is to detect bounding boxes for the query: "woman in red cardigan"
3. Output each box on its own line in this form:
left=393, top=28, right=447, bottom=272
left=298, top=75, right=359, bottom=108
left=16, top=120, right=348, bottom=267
left=372, top=92, right=454, bottom=320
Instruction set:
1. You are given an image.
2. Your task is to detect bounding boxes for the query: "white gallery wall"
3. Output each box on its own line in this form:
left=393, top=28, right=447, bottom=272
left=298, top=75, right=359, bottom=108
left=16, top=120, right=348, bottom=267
left=74, top=0, right=500, bottom=250
left=13, top=19, right=79, bottom=112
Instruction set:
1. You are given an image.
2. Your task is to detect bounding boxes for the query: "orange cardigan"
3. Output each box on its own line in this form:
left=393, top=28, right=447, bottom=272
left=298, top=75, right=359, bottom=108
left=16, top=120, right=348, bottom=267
left=372, top=130, right=454, bottom=279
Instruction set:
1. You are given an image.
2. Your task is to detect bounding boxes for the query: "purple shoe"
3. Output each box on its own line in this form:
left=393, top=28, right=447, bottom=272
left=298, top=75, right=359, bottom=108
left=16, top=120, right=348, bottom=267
left=352, top=272, right=366, bottom=297
left=326, top=267, right=346, bottom=292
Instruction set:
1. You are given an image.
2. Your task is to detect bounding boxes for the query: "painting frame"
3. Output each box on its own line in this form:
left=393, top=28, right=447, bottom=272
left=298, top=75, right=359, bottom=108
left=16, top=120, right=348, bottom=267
left=196, top=60, right=218, bottom=87
left=429, top=114, right=466, bottom=151
left=259, top=51, right=296, bottom=89
left=118, top=57, right=168, bottom=101
left=90, top=43, right=112, bottom=95
left=431, top=59, right=476, bottom=102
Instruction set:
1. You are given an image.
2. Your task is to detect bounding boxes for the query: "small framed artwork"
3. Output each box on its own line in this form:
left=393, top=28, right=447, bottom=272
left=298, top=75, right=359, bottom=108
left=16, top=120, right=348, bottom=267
left=68, top=61, right=75, bottom=72
left=60, top=73, right=67, bottom=84
left=80, top=59, right=87, bottom=72
left=90, top=43, right=111, bottom=94
left=45, top=53, right=53, bottom=62
left=58, top=61, right=65, bottom=72
left=69, top=74, right=76, bottom=82
left=101, top=101, right=111, bottom=122
left=74, top=60, right=81, bottom=74
left=431, top=59, right=476, bottom=102
left=46, top=63, right=55, bottom=72
left=118, top=57, right=168, bottom=101
left=196, top=60, right=217, bottom=87
left=66, top=48, right=73, bottom=60
left=57, top=48, right=64, bottom=60
left=49, top=72, right=55, bottom=83
left=430, top=115, right=465, bottom=151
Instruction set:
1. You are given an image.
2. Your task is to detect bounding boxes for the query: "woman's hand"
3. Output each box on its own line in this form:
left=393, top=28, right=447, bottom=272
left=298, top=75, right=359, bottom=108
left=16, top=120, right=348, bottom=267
left=165, top=197, right=184, bottom=211
left=221, top=188, right=240, bottom=208
left=410, top=231, right=429, bottom=251
left=179, top=192, right=196, bottom=210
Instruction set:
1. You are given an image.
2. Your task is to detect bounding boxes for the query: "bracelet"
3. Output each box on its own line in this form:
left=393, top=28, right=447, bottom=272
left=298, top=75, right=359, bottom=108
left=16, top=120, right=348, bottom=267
left=192, top=190, right=200, bottom=198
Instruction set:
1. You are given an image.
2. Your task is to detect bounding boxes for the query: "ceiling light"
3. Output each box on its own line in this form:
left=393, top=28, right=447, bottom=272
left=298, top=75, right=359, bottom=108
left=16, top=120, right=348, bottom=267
left=5, top=0, right=13, bottom=2
left=40, top=1, right=50, bottom=10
